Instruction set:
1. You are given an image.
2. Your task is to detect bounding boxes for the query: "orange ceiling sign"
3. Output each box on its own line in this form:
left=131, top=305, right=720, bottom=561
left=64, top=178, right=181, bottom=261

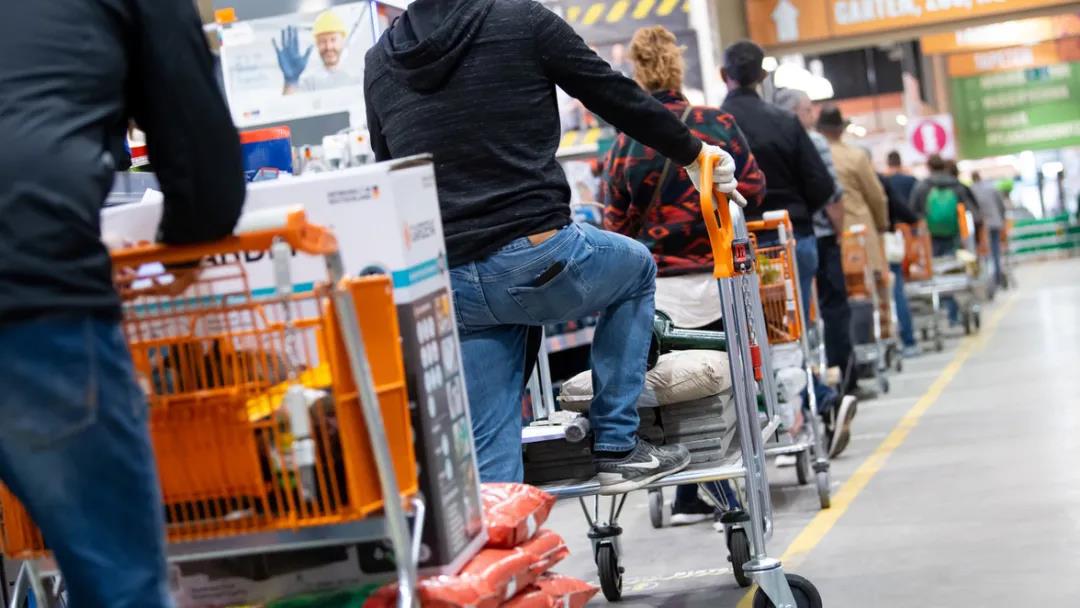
left=946, top=36, right=1080, bottom=76
left=922, top=12, right=1080, bottom=54
left=747, top=0, right=1075, bottom=47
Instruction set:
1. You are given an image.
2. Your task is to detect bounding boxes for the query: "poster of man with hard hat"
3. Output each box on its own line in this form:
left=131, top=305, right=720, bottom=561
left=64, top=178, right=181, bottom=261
left=218, top=2, right=376, bottom=128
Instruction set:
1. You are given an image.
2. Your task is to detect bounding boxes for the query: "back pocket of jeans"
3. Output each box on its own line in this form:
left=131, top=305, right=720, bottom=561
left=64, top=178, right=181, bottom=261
left=506, top=260, right=588, bottom=324
left=0, top=320, right=99, bottom=449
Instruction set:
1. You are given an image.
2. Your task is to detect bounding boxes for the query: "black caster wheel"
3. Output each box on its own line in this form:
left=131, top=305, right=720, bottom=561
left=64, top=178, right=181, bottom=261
left=597, top=544, right=623, bottom=601
left=920, top=328, right=929, bottom=341
left=878, top=376, right=890, bottom=394
left=795, top=450, right=810, bottom=486
left=935, top=337, right=944, bottom=352
left=974, top=311, right=981, bottom=331
left=648, top=488, right=665, bottom=529
left=752, top=574, right=823, bottom=608
left=895, top=356, right=903, bottom=373
left=816, top=471, right=831, bottom=509
left=728, top=528, right=752, bottom=588
left=963, top=313, right=973, bottom=335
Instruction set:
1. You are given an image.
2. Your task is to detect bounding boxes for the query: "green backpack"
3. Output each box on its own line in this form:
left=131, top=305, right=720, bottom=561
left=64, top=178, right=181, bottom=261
left=926, top=186, right=959, bottom=238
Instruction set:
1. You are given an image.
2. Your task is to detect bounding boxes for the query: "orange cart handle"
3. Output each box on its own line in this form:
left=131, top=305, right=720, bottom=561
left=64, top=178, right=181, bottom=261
left=699, top=153, right=735, bottom=279
left=111, top=208, right=338, bottom=268
left=745, top=210, right=794, bottom=235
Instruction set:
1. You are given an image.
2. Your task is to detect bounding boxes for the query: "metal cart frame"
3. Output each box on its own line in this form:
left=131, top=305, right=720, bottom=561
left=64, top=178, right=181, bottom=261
left=750, top=211, right=832, bottom=510
left=539, top=167, right=820, bottom=607
left=841, top=225, right=893, bottom=395
left=1, top=210, right=421, bottom=608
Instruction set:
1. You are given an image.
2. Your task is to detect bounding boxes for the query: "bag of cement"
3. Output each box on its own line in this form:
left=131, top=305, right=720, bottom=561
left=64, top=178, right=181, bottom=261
left=558, top=350, right=730, bottom=412
left=771, top=342, right=804, bottom=370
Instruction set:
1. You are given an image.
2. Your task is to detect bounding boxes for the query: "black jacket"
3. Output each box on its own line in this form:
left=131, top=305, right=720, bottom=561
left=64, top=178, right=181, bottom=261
left=721, top=88, right=834, bottom=236
left=879, top=174, right=918, bottom=230
left=1, top=0, right=245, bottom=324
left=365, top=0, right=702, bottom=267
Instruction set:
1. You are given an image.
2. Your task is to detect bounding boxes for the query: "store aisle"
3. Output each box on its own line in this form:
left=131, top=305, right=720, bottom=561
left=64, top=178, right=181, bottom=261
left=546, top=258, right=1080, bottom=606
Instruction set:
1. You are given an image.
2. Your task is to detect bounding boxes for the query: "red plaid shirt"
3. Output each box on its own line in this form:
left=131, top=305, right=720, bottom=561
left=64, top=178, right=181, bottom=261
left=601, top=90, right=766, bottom=276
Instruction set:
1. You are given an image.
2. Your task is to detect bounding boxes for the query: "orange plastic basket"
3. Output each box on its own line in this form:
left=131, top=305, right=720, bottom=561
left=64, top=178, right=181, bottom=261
left=745, top=222, right=803, bottom=345
left=897, top=221, right=934, bottom=282
left=0, top=237, right=417, bottom=557
left=840, top=231, right=893, bottom=339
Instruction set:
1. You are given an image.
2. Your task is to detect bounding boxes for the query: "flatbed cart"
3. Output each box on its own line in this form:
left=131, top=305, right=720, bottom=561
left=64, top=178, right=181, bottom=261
left=840, top=225, right=894, bottom=394
left=536, top=167, right=822, bottom=608
left=748, top=211, right=831, bottom=510
left=0, top=210, right=422, bottom=608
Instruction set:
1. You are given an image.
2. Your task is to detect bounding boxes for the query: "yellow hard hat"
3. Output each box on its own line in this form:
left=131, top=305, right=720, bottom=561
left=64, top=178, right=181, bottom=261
left=312, top=11, right=346, bottom=37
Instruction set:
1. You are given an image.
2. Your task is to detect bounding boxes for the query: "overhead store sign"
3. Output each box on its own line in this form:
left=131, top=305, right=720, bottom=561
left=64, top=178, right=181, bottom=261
left=746, top=0, right=1074, bottom=47
left=951, top=61, right=1080, bottom=158
left=921, top=12, right=1080, bottom=54
left=947, top=37, right=1080, bottom=76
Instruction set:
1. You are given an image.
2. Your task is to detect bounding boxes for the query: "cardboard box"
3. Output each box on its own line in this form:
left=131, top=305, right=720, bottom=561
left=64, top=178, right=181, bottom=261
left=102, top=157, right=485, bottom=574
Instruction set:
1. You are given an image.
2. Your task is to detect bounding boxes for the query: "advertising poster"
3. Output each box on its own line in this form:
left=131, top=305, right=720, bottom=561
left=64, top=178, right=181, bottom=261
left=219, top=2, right=376, bottom=128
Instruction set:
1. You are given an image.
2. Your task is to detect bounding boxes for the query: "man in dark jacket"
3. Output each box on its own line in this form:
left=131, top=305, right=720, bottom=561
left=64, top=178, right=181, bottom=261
left=366, top=0, right=743, bottom=488
left=720, top=42, right=836, bottom=371
left=0, top=1, right=245, bottom=605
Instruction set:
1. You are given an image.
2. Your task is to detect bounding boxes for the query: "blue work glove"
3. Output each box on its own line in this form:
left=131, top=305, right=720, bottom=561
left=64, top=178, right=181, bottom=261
left=272, top=26, right=313, bottom=87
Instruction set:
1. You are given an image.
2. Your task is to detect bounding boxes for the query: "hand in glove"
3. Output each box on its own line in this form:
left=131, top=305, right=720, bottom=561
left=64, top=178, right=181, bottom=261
left=685, top=145, right=748, bottom=208
left=273, top=26, right=313, bottom=87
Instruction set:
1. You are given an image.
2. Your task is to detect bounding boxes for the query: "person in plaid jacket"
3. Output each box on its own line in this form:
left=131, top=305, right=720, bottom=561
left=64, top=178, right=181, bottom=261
left=600, top=25, right=766, bottom=525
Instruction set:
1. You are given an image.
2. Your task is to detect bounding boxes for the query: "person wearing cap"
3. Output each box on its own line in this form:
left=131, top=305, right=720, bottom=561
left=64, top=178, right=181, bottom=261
left=817, top=104, right=892, bottom=347
left=719, top=41, right=836, bottom=332
left=276, top=10, right=360, bottom=94
left=364, top=0, right=744, bottom=489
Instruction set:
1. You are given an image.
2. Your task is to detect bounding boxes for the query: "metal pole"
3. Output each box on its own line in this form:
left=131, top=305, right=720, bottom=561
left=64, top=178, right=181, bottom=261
left=325, top=252, right=417, bottom=608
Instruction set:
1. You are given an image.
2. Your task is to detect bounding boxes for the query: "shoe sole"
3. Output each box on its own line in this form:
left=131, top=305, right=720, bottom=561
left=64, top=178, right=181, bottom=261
left=670, top=513, right=712, bottom=526
left=829, top=398, right=858, bottom=458
left=596, top=455, right=692, bottom=495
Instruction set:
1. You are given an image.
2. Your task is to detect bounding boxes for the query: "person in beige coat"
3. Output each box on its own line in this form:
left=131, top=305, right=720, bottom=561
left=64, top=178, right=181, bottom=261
left=816, top=106, right=892, bottom=329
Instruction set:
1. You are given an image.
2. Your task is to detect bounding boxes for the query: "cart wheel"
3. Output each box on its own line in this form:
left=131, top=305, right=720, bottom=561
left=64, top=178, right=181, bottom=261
left=934, top=337, right=944, bottom=352
left=878, top=376, right=890, bottom=394
left=648, top=488, right=665, bottom=529
left=963, top=313, right=973, bottom=335
left=895, top=356, right=903, bottom=373
left=597, top=544, right=623, bottom=601
left=816, top=471, right=831, bottom=509
left=728, top=528, right=753, bottom=588
left=795, top=450, right=810, bottom=486
left=920, top=328, right=929, bottom=341
left=752, top=574, right=823, bottom=608
left=974, top=311, right=981, bottom=331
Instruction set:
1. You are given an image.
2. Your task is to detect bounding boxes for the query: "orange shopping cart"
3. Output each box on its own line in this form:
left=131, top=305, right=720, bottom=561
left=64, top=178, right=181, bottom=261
left=747, top=211, right=831, bottom=510
left=839, top=225, right=895, bottom=395
left=0, top=209, right=422, bottom=608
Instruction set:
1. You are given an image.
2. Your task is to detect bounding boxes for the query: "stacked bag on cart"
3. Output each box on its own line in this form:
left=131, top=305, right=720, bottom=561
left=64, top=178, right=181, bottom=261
left=366, top=484, right=598, bottom=608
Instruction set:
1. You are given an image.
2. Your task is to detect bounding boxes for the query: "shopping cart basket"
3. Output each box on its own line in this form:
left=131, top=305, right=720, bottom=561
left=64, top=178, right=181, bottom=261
left=530, top=160, right=821, bottom=607
left=748, top=211, right=831, bottom=509
left=0, top=209, right=423, bottom=608
left=840, top=225, right=893, bottom=394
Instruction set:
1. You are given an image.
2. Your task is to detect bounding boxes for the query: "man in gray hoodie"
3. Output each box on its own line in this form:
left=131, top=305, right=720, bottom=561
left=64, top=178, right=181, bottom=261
left=365, top=0, right=744, bottom=490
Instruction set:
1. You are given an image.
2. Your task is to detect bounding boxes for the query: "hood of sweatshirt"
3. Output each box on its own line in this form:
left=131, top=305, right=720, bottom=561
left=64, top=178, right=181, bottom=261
left=377, top=0, right=495, bottom=93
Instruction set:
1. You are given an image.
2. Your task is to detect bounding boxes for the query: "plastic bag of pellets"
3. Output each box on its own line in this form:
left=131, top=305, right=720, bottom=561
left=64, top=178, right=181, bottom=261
left=775, top=367, right=808, bottom=430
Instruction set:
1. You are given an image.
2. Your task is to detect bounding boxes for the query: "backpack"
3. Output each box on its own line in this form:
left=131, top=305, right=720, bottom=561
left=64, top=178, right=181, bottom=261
left=925, top=186, right=959, bottom=238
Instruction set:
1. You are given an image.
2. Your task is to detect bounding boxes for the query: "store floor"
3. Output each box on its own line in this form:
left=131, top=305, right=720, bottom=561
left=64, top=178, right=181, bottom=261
left=545, top=257, right=1080, bottom=607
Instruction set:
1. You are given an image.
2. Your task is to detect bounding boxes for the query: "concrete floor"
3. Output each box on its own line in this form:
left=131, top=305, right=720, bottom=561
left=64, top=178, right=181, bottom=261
left=545, top=257, right=1080, bottom=607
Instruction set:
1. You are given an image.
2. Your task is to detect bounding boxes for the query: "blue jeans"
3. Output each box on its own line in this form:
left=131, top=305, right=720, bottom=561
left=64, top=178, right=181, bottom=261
left=794, top=236, right=819, bottom=325
left=451, top=224, right=656, bottom=482
left=988, top=227, right=1004, bottom=287
left=890, top=263, right=916, bottom=347
left=0, top=315, right=171, bottom=607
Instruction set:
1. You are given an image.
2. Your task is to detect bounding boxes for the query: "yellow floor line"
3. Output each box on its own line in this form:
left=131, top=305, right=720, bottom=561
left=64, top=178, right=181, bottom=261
left=737, top=288, right=1020, bottom=607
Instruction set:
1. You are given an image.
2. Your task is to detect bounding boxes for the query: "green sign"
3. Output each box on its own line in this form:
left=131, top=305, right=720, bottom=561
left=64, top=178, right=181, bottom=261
left=951, top=62, right=1080, bottom=158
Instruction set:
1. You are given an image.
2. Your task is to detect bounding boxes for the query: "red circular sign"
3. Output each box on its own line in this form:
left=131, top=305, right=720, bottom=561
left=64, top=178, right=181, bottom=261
left=912, top=120, right=949, bottom=155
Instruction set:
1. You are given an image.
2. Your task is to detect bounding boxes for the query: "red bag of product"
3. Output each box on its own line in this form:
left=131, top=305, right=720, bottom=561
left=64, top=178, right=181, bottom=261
left=363, top=575, right=501, bottom=608
left=502, top=587, right=555, bottom=608
left=517, top=529, right=569, bottom=574
left=460, top=547, right=538, bottom=603
left=533, top=574, right=599, bottom=608
left=480, top=483, right=556, bottom=548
